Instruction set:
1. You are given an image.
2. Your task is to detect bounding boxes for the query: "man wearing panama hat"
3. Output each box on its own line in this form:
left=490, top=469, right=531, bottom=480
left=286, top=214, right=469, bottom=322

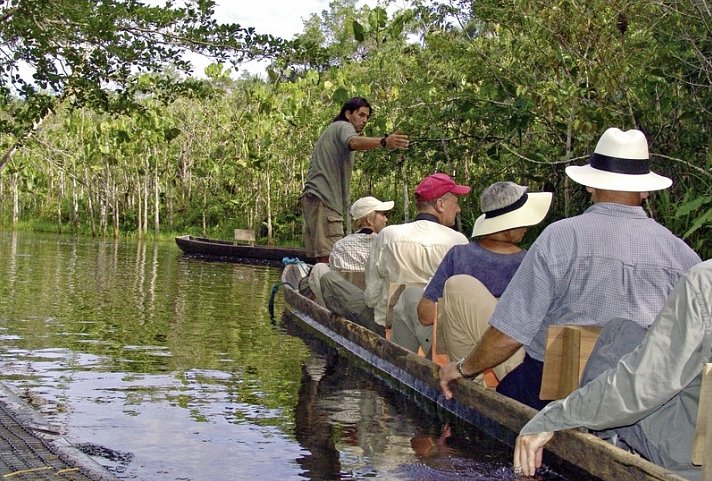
left=440, top=127, right=701, bottom=409
left=390, top=181, right=552, bottom=373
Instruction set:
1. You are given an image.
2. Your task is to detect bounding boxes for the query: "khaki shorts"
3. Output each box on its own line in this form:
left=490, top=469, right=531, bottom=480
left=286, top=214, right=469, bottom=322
left=302, top=193, right=344, bottom=258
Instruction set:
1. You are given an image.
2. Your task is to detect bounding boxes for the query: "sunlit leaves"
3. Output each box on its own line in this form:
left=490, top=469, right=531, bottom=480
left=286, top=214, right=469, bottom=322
left=0, top=0, right=289, bottom=169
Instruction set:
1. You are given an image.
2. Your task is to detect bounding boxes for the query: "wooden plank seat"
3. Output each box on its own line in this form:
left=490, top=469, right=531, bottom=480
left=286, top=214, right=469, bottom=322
left=234, top=228, right=255, bottom=246
left=540, top=325, right=602, bottom=400
left=340, top=270, right=366, bottom=290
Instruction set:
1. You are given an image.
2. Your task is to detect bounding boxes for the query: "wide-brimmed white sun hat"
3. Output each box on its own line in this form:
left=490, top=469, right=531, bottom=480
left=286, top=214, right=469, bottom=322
left=565, top=128, right=672, bottom=192
left=472, top=182, right=553, bottom=237
left=350, top=196, right=394, bottom=220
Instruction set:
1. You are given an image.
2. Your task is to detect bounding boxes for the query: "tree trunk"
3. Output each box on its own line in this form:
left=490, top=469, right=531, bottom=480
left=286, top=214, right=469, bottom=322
left=113, top=194, right=119, bottom=239
left=265, top=165, right=273, bottom=245
left=57, top=172, right=64, bottom=234
left=202, top=186, right=207, bottom=235
left=85, top=167, right=96, bottom=237
left=167, top=190, right=174, bottom=230
left=72, top=168, right=79, bottom=233
left=11, top=172, right=19, bottom=226
left=137, top=174, right=143, bottom=237
left=154, top=166, right=160, bottom=233
left=143, top=174, right=149, bottom=235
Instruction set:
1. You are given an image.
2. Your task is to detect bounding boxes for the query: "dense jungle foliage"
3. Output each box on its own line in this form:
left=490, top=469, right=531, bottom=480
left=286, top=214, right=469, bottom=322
left=1, top=0, right=710, bottom=258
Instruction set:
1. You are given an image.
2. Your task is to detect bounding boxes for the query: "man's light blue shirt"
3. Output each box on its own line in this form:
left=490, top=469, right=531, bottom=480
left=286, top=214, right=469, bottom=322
left=489, top=202, right=701, bottom=361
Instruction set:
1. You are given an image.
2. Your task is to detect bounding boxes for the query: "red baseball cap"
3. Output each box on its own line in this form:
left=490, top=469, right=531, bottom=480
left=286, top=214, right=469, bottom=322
left=415, top=173, right=471, bottom=201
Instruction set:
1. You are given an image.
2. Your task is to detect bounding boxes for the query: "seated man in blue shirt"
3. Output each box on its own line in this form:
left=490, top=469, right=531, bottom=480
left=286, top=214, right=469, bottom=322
left=514, top=259, right=712, bottom=481
left=439, top=127, right=701, bottom=409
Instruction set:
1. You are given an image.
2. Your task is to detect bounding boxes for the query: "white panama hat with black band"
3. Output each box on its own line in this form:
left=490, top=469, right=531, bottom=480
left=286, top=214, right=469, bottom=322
left=565, top=128, right=672, bottom=192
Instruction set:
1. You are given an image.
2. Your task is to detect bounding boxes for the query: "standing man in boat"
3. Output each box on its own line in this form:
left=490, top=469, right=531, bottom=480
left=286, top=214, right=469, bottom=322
left=513, top=259, right=712, bottom=481
left=439, top=127, right=701, bottom=409
left=302, top=97, right=409, bottom=264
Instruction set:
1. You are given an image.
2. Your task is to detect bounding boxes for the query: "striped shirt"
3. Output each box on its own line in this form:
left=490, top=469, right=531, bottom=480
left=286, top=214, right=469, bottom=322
left=489, top=202, right=701, bottom=361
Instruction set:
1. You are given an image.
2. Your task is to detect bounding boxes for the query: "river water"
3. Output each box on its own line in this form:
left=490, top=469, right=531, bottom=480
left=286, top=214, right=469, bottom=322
left=0, top=232, right=584, bottom=481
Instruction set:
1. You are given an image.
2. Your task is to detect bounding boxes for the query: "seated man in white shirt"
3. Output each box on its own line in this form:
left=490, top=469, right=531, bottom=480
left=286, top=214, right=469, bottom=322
left=308, top=196, right=393, bottom=306
left=390, top=181, right=552, bottom=367
left=320, top=173, right=470, bottom=336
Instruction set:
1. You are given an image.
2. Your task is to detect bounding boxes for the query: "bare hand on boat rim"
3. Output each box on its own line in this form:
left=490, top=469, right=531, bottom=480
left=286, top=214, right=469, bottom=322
left=513, top=431, right=554, bottom=477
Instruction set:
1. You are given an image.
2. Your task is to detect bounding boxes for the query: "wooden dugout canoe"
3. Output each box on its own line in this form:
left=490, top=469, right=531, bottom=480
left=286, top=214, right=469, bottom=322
left=175, top=235, right=315, bottom=266
left=280, top=263, right=689, bottom=481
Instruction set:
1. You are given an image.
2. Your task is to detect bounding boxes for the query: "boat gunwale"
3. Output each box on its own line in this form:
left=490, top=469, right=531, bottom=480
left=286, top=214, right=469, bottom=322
left=281, top=263, right=688, bottom=481
left=175, top=235, right=315, bottom=265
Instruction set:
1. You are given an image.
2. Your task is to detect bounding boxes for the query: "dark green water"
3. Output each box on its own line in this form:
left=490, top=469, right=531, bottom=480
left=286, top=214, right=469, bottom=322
left=0, top=232, right=580, bottom=481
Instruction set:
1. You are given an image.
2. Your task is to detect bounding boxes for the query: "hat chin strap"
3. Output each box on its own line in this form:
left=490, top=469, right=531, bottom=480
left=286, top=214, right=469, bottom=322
left=589, top=153, right=650, bottom=175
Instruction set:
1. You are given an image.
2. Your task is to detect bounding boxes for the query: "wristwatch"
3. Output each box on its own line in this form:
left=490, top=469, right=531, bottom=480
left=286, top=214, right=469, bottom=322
left=380, top=134, right=388, bottom=148
left=456, top=358, right=478, bottom=380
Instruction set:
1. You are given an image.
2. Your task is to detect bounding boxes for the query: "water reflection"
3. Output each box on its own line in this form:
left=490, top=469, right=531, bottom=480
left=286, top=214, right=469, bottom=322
left=0, top=232, right=583, bottom=481
left=294, top=352, right=342, bottom=480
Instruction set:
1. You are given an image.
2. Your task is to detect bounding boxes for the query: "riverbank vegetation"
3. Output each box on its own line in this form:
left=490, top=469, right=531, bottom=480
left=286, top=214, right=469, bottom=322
left=1, top=0, right=710, bottom=258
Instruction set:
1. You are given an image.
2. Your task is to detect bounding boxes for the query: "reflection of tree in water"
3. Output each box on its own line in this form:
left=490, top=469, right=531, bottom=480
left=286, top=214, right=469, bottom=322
left=288, top=335, right=577, bottom=481
left=293, top=352, right=342, bottom=481
left=292, top=351, right=400, bottom=480
left=292, top=350, right=435, bottom=480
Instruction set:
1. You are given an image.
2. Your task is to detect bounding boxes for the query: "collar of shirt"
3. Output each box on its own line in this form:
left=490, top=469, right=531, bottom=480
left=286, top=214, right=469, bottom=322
left=586, top=202, right=648, bottom=219
left=414, top=212, right=441, bottom=224
left=357, top=228, right=374, bottom=234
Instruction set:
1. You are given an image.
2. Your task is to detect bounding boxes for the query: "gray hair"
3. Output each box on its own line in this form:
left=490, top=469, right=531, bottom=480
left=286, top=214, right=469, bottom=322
left=480, top=181, right=528, bottom=213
